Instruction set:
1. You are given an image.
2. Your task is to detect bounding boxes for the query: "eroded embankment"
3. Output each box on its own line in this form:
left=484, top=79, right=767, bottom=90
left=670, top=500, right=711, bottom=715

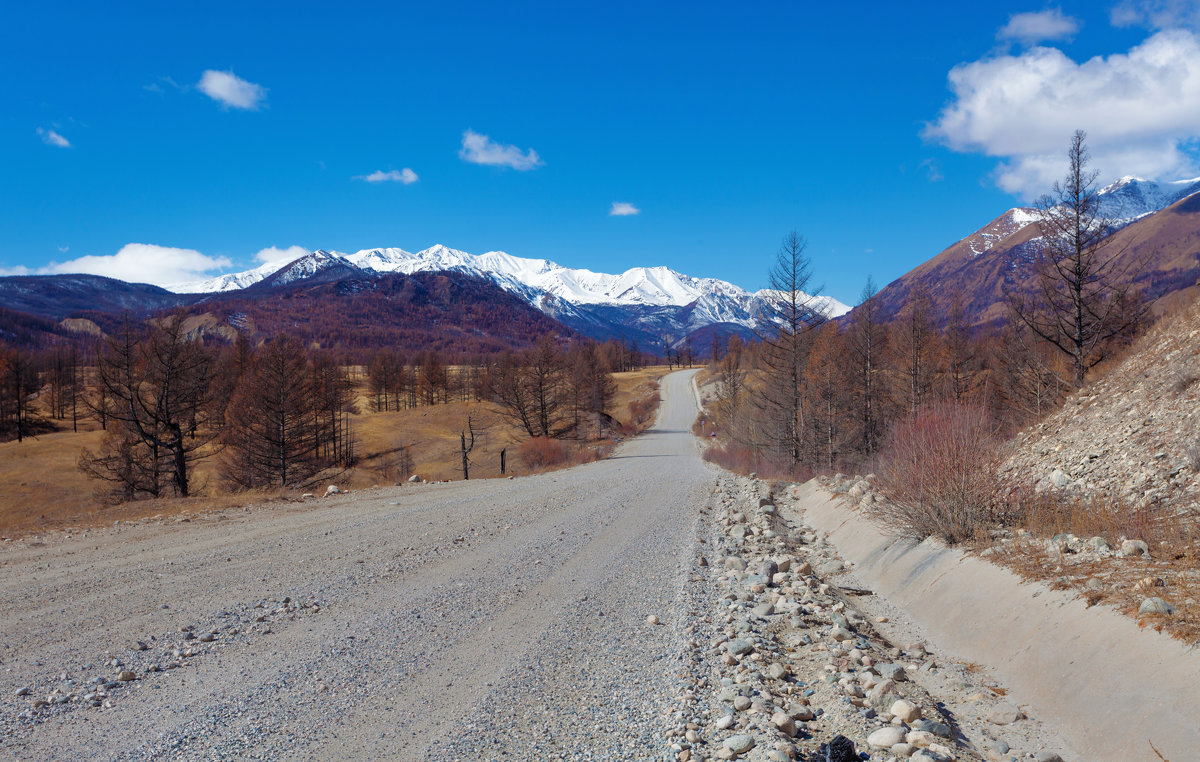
left=780, top=480, right=1200, bottom=762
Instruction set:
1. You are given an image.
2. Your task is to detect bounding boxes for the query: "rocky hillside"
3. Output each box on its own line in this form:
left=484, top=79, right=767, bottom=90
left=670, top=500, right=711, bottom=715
left=1001, top=295, right=1200, bottom=507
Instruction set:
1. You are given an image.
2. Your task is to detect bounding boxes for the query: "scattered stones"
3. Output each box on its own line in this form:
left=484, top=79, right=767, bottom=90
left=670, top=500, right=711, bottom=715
left=890, top=699, right=922, bottom=723
left=117, top=670, right=136, bottom=682
left=867, top=726, right=906, bottom=748
left=771, top=710, right=797, bottom=737
left=1139, top=596, right=1175, bottom=615
left=1120, top=539, right=1150, bottom=558
left=324, top=485, right=342, bottom=496
left=988, top=703, right=1024, bottom=725
left=722, top=734, right=756, bottom=754
left=646, top=614, right=660, bottom=626
left=726, top=638, right=753, bottom=656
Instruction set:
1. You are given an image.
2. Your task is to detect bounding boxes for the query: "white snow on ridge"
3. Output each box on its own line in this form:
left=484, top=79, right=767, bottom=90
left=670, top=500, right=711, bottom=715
left=341, top=244, right=850, bottom=317
left=166, top=242, right=851, bottom=331
left=1097, top=175, right=1200, bottom=225
left=166, top=259, right=284, bottom=293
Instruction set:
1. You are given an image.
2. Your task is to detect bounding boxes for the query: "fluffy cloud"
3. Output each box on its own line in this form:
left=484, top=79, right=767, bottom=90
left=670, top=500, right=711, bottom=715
left=459, top=129, right=543, bottom=170
left=925, top=29, right=1200, bottom=196
left=354, top=168, right=419, bottom=184
left=254, top=245, right=309, bottom=265
left=609, top=202, right=641, bottom=216
left=37, top=127, right=70, bottom=148
left=997, top=8, right=1080, bottom=44
left=16, top=244, right=233, bottom=286
left=197, top=70, right=266, bottom=110
left=1111, top=0, right=1200, bottom=30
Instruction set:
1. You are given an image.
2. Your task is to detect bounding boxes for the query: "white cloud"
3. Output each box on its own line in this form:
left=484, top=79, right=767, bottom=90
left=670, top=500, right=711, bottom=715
left=37, top=127, right=70, bottom=148
left=196, top=70, right=266, bottom=110
left=997, top=8, right=1081, bottom=44
left=1111, top=0, right=1200, bottom=30
left=354, top=168, right=419, bottom=184
left=459, top=129, right=543, bottom=170
left=609, top=202, right=641, bottom=216
left=254, top=245, right=309, bottom=265
left=57, top=245, right=69, bottom=253
left=19, top=244, right=233, bottom=287
left=925, top=29, right=1200, bottom=196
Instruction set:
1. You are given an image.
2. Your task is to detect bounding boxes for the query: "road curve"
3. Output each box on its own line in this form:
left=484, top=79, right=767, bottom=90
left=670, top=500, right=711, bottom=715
left=0, top=369, right=712, bottom=760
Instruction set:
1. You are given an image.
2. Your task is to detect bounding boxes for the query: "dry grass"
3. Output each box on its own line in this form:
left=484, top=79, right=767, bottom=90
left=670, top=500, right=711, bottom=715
left=974, top=490, right=1200, bottom=645
left=0, top=366, right=666, bottom=537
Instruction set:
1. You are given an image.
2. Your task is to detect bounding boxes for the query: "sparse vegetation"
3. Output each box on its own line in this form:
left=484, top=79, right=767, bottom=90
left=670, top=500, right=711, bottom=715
left=876, top=402, right=1003, bottom=543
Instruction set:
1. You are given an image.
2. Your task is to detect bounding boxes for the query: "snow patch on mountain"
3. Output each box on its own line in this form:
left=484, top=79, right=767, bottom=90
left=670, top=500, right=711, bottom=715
left=1097, top=176, right=1200, bottom=225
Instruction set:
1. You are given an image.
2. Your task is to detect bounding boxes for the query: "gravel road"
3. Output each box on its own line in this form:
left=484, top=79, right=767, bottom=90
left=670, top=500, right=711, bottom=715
left=0, top=369, right=711, bottom=761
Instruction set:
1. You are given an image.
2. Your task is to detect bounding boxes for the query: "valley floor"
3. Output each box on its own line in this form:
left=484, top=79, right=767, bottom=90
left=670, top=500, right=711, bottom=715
left=2, top=370, right=1186, bottom=761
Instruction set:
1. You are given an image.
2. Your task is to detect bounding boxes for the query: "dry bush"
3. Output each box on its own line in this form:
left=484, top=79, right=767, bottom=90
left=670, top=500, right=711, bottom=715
left=985, top=487, right=1200, bottom=644
left=1008, top=489, right=1160, bottom=544
left=518, top=436, right=569, bottom=469
left=624, top=383, right=661, bottom=434
left=701, top=443, right=809, bottom=482
left=877, top=402, right=1004, bottom=544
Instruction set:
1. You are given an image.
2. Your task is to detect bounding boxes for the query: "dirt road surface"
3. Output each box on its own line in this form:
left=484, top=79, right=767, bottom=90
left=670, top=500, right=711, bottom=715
left=1, top=370, right=710, bottom=760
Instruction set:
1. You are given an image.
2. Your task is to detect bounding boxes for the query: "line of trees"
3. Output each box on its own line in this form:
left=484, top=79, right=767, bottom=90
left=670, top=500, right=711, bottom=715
left=711, top=132, right=1145, bottom=478
left=481, top=334, right=618, bottom=439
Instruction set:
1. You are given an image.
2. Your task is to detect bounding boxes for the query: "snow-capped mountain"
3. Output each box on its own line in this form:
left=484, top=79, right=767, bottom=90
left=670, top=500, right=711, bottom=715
left=165, top=259, right=284, bottom=294
left=951, top=176, right=1200, bottom=261
left=168, top=244, right=850, bottom=344
left=1097, top=176, right=1200, bottom=224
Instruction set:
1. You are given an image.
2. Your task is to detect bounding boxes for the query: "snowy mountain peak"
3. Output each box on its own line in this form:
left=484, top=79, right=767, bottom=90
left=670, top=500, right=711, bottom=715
left=165, top=242, right=851, bottom=344
left=1096, top=175, right=1200, bottom=224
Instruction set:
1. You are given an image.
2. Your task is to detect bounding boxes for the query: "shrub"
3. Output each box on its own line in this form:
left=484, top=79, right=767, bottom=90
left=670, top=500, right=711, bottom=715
left=626, top=387, right=661, bottom=433
left=701, top=442, right=810, bottom=483
left=518, top=437, right=569, bottom=470
left=878, top=402, right=1002, bottom=544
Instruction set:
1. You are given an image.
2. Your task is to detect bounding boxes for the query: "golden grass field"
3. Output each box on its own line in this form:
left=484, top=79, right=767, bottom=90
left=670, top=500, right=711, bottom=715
left=0, top=367, right=667, bottom=537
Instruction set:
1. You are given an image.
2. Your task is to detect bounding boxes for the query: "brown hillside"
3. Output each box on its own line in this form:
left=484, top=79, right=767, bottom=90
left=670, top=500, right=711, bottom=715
left=869, top=196, right=1200, bottom=329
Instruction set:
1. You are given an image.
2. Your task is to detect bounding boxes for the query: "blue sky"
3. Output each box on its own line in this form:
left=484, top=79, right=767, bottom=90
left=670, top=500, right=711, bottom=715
left=4, top=1, right=1200, bottom=304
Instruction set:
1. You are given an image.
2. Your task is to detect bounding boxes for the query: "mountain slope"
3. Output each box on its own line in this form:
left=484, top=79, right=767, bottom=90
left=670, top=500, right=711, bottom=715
left=0, top=274, right=193, bottom=321
left=173, top=270, right=577, bottom=356
left=870, top=179, right=1200, bottom=328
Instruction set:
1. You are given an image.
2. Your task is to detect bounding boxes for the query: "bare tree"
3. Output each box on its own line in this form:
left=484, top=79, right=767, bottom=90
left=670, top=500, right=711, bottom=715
left=900, top=286, right=936, bottom=415
left=753, top=231, right=828, bottom=468
left=944, top=289, right=975, bottom=403
left=0, top=345, right=41, bottom=442
left=1008, top=130, right=1147, bottom=386
left=846, top=277, right=888, bottom=457
left=220, top=336, right=325, bottom=489
left=459, top=415, right=491, bottom=479
left=82, top=317, right=217, bottom=497
left=715, top=334, right=746, bottom=411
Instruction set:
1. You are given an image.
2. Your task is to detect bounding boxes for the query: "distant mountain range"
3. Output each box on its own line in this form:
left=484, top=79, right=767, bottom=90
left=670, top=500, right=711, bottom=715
left=166, top=244, right=850, bottom=347
left=0, top=246, right=850, bottom=352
